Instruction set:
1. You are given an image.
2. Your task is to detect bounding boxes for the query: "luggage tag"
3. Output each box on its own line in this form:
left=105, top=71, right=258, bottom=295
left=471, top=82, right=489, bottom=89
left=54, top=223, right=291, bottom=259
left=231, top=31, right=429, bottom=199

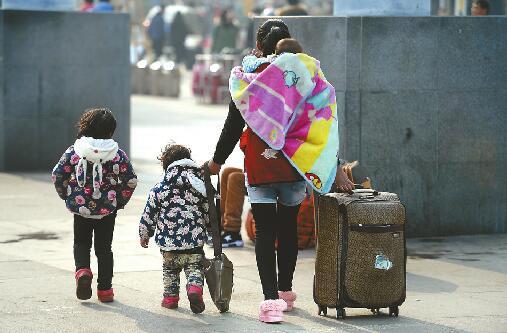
left=374, top=254, right=393, bottom=270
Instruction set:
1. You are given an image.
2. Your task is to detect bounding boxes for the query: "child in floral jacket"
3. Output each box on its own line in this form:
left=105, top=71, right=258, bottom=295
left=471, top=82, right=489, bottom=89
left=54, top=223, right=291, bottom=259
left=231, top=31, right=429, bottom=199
left=139, top=144, right=208, bottom=314
left=52, top=107, right=137, bottom=302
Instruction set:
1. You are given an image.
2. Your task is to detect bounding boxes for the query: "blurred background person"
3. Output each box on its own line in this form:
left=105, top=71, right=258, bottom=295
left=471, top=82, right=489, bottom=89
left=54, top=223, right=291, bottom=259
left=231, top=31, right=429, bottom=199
left=89, top=0, right=114, bottom=13
left=170, top=11, right=188, bottom=65
left=261, top=1, right=277, bottom=16
left=211, top=8, right=239, bottom=54
left=471, top=0, right=490, bottom=15
left=80, top=0, right=94, bottom=12
left=277, top=0, right=308, bottom=16
left=246, top=7, right=263, bottom=51
left=147, top=5, right=166, bottom=60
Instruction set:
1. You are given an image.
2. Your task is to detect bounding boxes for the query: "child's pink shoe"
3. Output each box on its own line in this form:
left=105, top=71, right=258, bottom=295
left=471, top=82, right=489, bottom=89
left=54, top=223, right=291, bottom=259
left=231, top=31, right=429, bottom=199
left=187, top=285, right=205, bottom=314
left=75, top=268, right=93, bottom=300
left=97, top=288, right=114, bottom=302
left=278, top=290, right=297, bottom=311
left=258, top=299, right=287, bottom=323
left=161, top=296, right=179, bottom=309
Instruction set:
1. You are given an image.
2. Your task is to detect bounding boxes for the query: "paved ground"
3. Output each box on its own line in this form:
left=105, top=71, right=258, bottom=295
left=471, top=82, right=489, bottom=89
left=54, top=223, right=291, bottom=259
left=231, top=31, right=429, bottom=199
left=1, top=94, right=506, bottom=332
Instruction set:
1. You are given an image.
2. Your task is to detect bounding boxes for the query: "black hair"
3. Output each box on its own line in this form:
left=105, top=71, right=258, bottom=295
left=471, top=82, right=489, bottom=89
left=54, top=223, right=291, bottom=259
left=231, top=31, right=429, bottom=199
left=85, top=0, right=93, bottom=4
left=76, top=107, right=116, bottom=139
left=158, top=144, right=192, bottom=170
left=288, top=0, right=300, bottom=5
left=256, top=19, right=291, bottom=56
left=473, top=0, right=490, bottom=11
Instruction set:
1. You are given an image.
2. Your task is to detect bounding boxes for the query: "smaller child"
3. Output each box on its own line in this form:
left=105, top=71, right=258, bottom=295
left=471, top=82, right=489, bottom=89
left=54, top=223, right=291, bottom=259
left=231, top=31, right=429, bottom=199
left=52, top=107, right=137, bottom=302
left=139, top=144, right=208, bottom=314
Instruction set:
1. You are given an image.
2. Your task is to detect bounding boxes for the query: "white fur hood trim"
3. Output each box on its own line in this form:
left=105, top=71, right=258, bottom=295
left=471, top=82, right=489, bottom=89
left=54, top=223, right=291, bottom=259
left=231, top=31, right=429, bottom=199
left=73, top=137, right=119, bottom=196
left=74, top=136, right=119, bottom=164
left=166, top=158, right=207, bottom=197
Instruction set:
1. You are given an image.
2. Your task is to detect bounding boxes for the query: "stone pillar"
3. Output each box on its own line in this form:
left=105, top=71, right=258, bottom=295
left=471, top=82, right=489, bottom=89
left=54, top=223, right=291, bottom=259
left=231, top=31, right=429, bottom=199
left=255, top=16, right=507, bottom=236
left=0, top=10, right=130, bottom=171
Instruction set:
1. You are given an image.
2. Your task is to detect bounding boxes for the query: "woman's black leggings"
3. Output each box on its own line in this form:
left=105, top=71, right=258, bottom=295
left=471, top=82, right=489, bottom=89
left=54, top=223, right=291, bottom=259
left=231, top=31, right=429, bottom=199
left=251, top=203, right=301, bottom=300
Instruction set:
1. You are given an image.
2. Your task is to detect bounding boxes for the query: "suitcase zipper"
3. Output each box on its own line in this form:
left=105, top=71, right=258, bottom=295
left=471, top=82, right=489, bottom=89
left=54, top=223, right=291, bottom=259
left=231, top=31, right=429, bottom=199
left=349, top=224, right=404, bottom=233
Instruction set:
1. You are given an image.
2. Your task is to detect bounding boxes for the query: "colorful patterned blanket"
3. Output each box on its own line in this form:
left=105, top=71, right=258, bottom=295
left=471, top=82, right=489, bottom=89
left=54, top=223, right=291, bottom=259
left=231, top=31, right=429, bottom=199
left=229, top=53, right=339, bottom=193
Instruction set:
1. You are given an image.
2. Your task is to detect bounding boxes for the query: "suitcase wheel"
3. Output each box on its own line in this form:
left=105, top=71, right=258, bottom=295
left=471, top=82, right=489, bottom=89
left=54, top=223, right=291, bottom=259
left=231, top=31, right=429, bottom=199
left=370, top=308, right=380, bottom=315
left=389, top=306, right=399, bottom=317
left=318, top=306, right=327, bottom=316
left=336, top=308, right=346, bottom=319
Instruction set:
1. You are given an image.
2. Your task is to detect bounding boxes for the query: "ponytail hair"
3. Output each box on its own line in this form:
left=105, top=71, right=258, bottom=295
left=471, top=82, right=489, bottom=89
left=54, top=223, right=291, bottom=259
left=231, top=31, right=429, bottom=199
left=256, top=19, right=291, bottom=57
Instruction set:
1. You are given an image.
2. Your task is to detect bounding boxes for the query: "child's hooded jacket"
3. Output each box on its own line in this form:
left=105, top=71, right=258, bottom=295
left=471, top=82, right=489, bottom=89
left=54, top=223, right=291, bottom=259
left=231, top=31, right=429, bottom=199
left=52, top=136, right=137, bottom=218
left=139, top=159, right=209, bottom=251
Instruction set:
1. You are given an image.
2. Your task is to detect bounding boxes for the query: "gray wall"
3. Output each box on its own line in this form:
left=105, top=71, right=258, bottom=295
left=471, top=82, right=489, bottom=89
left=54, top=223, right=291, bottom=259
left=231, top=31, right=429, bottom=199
left=0, top=10, right=130, bottom=171
left=257, top=16, right=507, bottom=236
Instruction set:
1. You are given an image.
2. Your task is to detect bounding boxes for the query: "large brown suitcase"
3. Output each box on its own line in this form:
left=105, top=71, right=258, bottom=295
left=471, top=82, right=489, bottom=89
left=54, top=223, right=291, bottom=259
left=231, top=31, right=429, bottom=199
left=313, top=189, right=406, bottom=318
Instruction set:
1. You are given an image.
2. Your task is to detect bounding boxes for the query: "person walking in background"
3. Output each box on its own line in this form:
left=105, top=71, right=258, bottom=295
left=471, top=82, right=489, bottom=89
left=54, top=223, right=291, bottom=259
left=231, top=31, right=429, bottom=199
left=80, top=0, right=94, bottom=12
left=277, top=0, right=308, bottom=16
left=170, top=12, right=188, bottom=65
left=139, top=144, right=208, bottom=314
left=471, top=0, right=490, bottom=15
left=246, top=7, right=263, bottom=50
left=88, top=0, right=114, bottom=12
left=211, top=9, right=239, bottom=54
left=147, top=5, right=166, bottom=60
left=51, top=108, right=137, bottom=303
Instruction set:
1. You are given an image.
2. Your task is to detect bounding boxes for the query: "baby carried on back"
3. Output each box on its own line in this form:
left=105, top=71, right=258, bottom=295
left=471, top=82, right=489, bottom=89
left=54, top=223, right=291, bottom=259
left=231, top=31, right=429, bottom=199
left=229, top=47, right=339, bottom=194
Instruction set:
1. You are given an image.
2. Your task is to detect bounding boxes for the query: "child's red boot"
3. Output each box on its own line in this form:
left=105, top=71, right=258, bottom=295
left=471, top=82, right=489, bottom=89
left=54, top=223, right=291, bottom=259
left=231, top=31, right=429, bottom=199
left=187, top=285, right=205, bottom=314
left=75, top=268, right=93, bottom=300
left=97, top=288, right=114, bottom=302
left=161, top=296, right=179, bottom=309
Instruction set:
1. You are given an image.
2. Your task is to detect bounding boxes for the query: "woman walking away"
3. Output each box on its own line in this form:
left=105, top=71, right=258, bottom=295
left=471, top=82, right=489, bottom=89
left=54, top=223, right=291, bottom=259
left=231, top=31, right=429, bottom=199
left=207, top=19, right=353, bottom=323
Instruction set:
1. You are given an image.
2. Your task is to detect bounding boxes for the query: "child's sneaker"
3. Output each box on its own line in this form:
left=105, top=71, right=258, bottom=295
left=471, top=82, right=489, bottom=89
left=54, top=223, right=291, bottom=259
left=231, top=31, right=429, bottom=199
left=161, top=296, right=179, bottom=309
left=97, top=288, right=114, bottom=302
left=278, top=290, right=297, bottom=311
left=221, top=231, right=244, bottom=248
left=259, top=299, right=287, bottom=323
left=75, top=268, right=93, bottom=300
left=187, top=285, right=205, bottom=314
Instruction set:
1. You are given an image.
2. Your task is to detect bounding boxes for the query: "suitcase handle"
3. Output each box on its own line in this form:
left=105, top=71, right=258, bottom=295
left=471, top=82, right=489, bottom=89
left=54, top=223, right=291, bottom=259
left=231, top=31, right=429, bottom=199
left=347, top=187, right=379, bottom=196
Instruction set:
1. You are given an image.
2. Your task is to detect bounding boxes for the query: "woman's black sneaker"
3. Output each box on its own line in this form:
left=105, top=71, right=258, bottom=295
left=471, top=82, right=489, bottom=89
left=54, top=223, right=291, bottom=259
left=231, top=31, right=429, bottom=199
left=221, top=231, right=244, bottom=248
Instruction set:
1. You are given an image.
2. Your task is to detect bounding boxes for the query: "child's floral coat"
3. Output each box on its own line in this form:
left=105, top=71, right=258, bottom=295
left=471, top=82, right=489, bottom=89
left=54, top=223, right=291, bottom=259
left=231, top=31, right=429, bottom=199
left=52, top=144, right=137, bottom=218
left=139, top=159, right=209, bottom=251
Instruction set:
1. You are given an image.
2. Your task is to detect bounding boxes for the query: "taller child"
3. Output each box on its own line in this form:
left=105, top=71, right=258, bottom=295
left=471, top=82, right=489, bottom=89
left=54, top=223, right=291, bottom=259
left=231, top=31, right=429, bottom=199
left=52, top=108, right=137, bottom=302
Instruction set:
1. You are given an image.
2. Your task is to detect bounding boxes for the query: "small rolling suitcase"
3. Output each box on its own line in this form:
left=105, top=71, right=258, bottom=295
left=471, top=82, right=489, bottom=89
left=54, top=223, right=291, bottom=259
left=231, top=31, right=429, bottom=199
left=313, top=189, right=406, bottom=318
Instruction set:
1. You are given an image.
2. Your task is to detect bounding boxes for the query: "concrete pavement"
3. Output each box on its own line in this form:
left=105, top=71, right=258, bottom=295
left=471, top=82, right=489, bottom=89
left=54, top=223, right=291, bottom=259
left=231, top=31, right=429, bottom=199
left=1, top=95, right=506, bottom=332
left=1, top=172, right=507, bottom=333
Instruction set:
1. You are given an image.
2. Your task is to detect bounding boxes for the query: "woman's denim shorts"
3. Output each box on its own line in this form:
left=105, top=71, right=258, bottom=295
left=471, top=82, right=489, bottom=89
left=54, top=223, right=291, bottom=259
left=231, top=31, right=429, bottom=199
left=245, top=178, right=307, bottom=206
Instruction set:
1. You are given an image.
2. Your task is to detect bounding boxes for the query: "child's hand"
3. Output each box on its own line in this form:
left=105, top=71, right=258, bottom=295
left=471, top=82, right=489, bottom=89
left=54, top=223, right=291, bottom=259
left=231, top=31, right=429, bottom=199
left=140, top=238, right=149, bottom=248
left=336, top=166, right=355, bottom=193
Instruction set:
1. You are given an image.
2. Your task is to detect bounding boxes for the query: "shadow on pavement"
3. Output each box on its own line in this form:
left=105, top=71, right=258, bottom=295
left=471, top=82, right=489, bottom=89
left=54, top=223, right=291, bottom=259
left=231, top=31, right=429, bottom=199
left=82, top=301, right=308, bottom=333
left=290, top=307, right=469, bottom=333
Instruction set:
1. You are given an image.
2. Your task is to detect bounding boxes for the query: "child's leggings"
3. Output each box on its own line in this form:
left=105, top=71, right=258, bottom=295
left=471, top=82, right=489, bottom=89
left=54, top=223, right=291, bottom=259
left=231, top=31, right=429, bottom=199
left=73, top=213, right=116, bottom=291
left=161, top=251, right=204, bottom=297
